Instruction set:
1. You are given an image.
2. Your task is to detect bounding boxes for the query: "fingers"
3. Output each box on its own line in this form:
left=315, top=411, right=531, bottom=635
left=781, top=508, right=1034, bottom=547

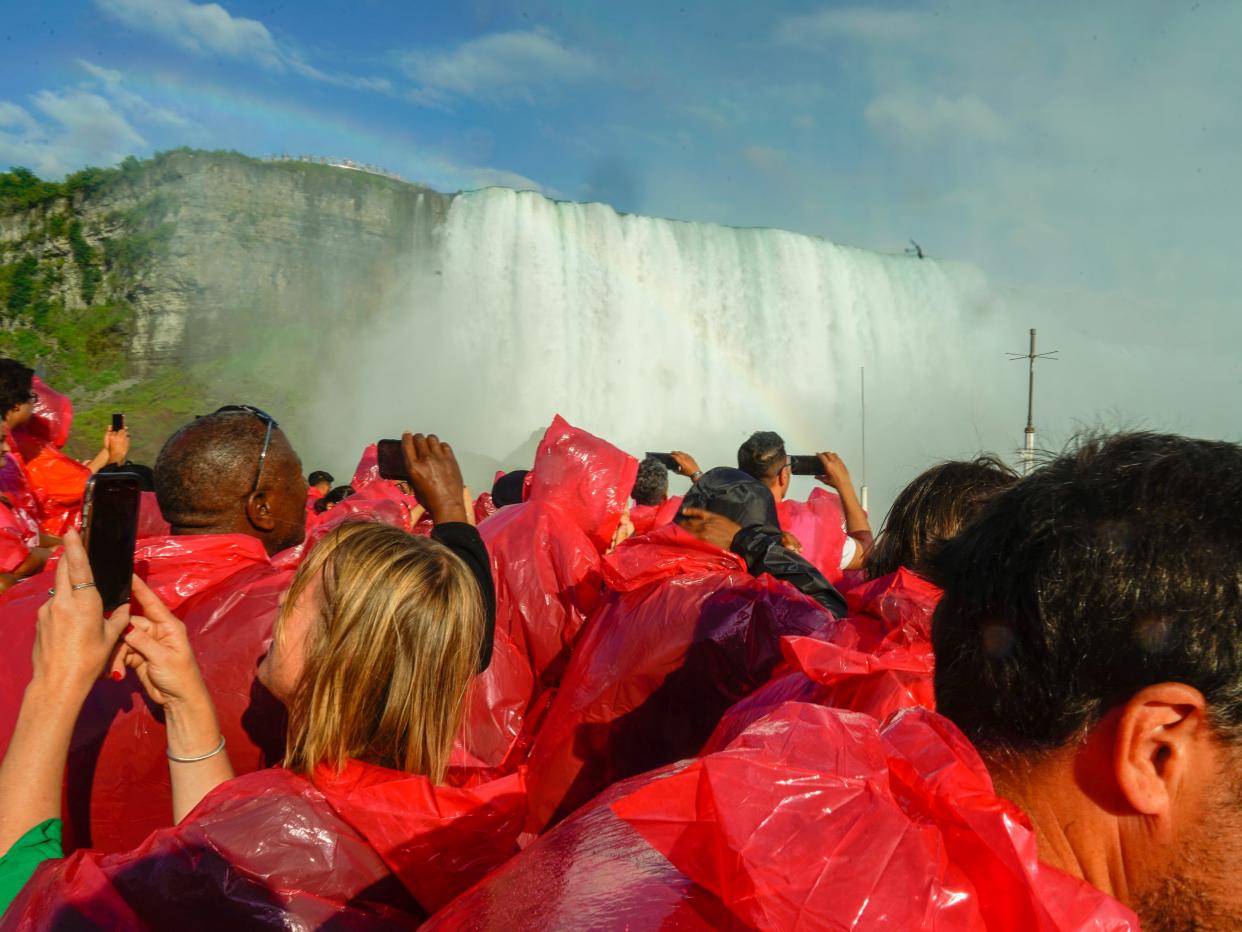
left=130, top=575, right=182, bottom=628
left=103, top=604, right=132, bottom=679
left=123, top=624, right=170, bottom=666
left=680, top=507, right=709, bottom=519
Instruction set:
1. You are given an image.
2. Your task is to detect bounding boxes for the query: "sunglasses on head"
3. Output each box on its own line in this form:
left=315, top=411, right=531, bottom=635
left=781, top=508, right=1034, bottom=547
left=211, top=405, right=278, bottom=493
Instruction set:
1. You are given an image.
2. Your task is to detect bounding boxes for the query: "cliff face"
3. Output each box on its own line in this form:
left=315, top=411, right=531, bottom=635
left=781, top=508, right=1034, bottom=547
left=2, top=151, right=449, bottom=371
left=0, top=151, right=451, bottom=460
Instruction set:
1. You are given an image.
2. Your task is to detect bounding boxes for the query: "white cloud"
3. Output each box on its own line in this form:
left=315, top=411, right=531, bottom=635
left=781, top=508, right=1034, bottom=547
left=0, top=90, right=146, bottom=177
left=77, top=59, right=192, bottom=129
left=774, top=7, right=929, bottom=46
left=94, top=0, right=281, bottom=66
left=0, top=102, right=39, bottom=134
left=865, top=91, right=1006, bottom=144
left=402, top=30, right=599, bottom=104
left=93, top=0, right=388, bottom=92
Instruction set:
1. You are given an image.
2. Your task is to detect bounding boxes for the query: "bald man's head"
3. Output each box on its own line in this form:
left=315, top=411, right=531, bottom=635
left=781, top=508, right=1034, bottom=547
left=155, top=410, right=307, bottom=555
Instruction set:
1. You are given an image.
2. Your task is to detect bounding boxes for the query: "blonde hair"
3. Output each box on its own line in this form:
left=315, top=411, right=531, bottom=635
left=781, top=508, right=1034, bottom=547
left=280, top=522, right=484, bottom=782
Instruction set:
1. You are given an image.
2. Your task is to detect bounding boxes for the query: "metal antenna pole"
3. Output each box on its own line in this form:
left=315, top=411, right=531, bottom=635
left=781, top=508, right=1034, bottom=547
left=1007, top=328, right=1058, bottom=475
left=859, top=366, right=868, bottom=512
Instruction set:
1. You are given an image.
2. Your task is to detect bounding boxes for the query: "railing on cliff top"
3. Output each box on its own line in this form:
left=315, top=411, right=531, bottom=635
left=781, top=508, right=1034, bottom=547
left=264, top=155, right=406, bottom=184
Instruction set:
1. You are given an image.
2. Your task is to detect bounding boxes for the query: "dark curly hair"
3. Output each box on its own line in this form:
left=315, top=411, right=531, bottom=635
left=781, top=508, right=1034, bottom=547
left=0, top=357, right=34, bottom=415
left=930, top=432, right=1242, bottom=757
left=631, top=456, right=669, bottom=506
left=866, top=455, right=1017, bottom=580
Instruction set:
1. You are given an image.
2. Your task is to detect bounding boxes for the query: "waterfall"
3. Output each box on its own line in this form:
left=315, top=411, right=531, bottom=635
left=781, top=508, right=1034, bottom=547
left=308, top=187, right=1014, bottom=515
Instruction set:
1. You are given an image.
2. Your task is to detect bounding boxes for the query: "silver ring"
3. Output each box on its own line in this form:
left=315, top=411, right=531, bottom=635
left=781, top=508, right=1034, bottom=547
left=47, top=582, right=98, bottom=596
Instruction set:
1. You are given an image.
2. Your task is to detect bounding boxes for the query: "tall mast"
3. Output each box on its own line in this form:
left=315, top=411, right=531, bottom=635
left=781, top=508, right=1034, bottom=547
left=1007, top=328, right=1058, bottom=474
left=859, top=366, right=868, bottom=512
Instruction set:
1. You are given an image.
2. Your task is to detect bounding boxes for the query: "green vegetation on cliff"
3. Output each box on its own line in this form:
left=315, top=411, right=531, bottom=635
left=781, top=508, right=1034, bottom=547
left=2, top=148, right=437, bottom=464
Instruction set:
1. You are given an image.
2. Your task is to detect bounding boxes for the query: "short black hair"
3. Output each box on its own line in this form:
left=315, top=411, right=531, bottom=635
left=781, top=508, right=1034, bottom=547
left=737, top=431, right=787, bottom=482
left=308, top=470, right=334, bottom=487
left=631, top=456, right=669, bottom=507
left=930, top=432, right=1242, bottom=758
left=492, top=470, right=529, bottom=508
left=154, top=411, right=281, bottom=524
left=0, top=357, right=34, bottom=414
left=314, top=484, right=355, bottom=513
left=867, top=456, right=1017, bottom=580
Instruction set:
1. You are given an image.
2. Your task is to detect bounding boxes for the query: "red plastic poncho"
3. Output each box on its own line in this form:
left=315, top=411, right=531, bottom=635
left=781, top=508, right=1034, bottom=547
left=778, top=487, right=848, bottom=583
left=524, top=522, right=833, bottom=829
left=8, top=377, right=89, bottom=537
left=424, top=764, right=743, bottom=932
left=0, top=454, right=39, bottom=539
left=481, top=415, right=637, bottom=691
left=18, top=445, right=89, bottom=538
left=472, top=491, right=497, bottom=524
left=608, top=702, right=1139, bottom=931
left=347, top=444, right=426, bottom=532
left=0, top=534, right=285, bottom=853
left=704, top=567, right=941, bottom=752
left=450, top=625, right=535, bottom=777
left=135, top=491, right=170, bottom=539
left=4, top=761, right=527, bottom=929
left=0, top=499, right=35, bottom=574
left=629, top=495, right=682, bottom=537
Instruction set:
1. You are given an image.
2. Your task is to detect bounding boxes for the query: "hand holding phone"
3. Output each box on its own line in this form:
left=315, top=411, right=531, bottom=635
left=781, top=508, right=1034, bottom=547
left=788, top=455, right=822, bottom=476
left=376, top=439, right=407, bottom=481
left=81, top=472, right=141, bottom=612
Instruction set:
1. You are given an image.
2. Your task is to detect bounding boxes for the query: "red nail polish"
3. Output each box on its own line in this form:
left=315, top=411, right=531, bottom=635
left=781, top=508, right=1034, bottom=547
left=123, top=624, right=134, bottom=635
left=110, top=670, right=123, bottom=681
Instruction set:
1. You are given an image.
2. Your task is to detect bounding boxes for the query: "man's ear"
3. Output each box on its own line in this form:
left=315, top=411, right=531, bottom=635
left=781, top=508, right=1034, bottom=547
left=245, top=490, right=277, bottom=533
left=1113, top=682, right=1209, bottom=817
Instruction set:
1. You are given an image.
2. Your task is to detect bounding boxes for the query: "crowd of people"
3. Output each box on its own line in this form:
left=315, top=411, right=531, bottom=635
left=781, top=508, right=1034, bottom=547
left=0, top=353, right=1238, bottom=929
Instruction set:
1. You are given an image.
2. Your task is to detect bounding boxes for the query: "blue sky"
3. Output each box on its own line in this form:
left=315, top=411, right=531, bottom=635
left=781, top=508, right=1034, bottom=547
left=3, top=1, right=1240, bottom=333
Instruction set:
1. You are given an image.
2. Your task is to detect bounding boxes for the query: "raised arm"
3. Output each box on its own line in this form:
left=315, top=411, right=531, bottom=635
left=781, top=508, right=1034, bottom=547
left=817, top=452, right=873, bottom=570
left=0, top=531, right=130, bottom=854
left=122, top=575, right=233, bottom=822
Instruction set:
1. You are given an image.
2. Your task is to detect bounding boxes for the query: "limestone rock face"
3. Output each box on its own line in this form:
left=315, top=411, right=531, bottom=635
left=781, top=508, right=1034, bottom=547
left=1, top=151, right=451, bottom=374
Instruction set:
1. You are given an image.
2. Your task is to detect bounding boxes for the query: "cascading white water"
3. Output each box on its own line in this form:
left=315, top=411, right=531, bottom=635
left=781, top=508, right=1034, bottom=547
left=309, top=187, right=1016, bottom=516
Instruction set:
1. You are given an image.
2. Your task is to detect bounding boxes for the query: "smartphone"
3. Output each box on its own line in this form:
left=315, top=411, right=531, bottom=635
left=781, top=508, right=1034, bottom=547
left=81, top=471, right=141, bottom=612
left=788, top=455, right=822, bottom=476
left=376, top=439, right=407, bottom=481
left=111, top=413, right=125, bottom=432
left=645, top=452, right=679, bottom=471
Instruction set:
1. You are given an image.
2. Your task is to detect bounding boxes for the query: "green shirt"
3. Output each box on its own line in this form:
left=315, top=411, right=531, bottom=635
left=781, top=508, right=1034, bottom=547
left=0, top=819, right=63, bottom=913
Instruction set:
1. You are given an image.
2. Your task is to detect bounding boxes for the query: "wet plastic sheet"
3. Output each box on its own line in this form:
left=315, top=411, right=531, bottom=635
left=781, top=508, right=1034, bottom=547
left=3, top=762, right=527, bottom=929
left=611, top=702, right=1140, bottom=931
left=449, top=624, right=535, bottom=774
left=0, top=534, right=283, bottom=852
left=704, top=567, right=941, bottom=752
left=136, top=491, right=170, bottom=539
left=524, top=522, right=834, bottom=828
left=480, top=416, right=637, bottom=691
left=778, top=487, right=848, bottom=583
left=9, top=377, right=88, bottom=537
left=15, top=376, right=73, bottom=449
left=0, top=502, right=32, bottom=574
left=348, top=444, right=424, bottom=526
left=629, top=495, right=682, bottom=537
left=19, top=445, right=89, bottom=537
left=423, top=764, right=745, bottom=932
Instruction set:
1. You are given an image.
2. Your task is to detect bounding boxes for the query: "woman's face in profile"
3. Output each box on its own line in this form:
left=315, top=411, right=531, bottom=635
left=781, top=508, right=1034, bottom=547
left=258, top=570, right=321, bottom=702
